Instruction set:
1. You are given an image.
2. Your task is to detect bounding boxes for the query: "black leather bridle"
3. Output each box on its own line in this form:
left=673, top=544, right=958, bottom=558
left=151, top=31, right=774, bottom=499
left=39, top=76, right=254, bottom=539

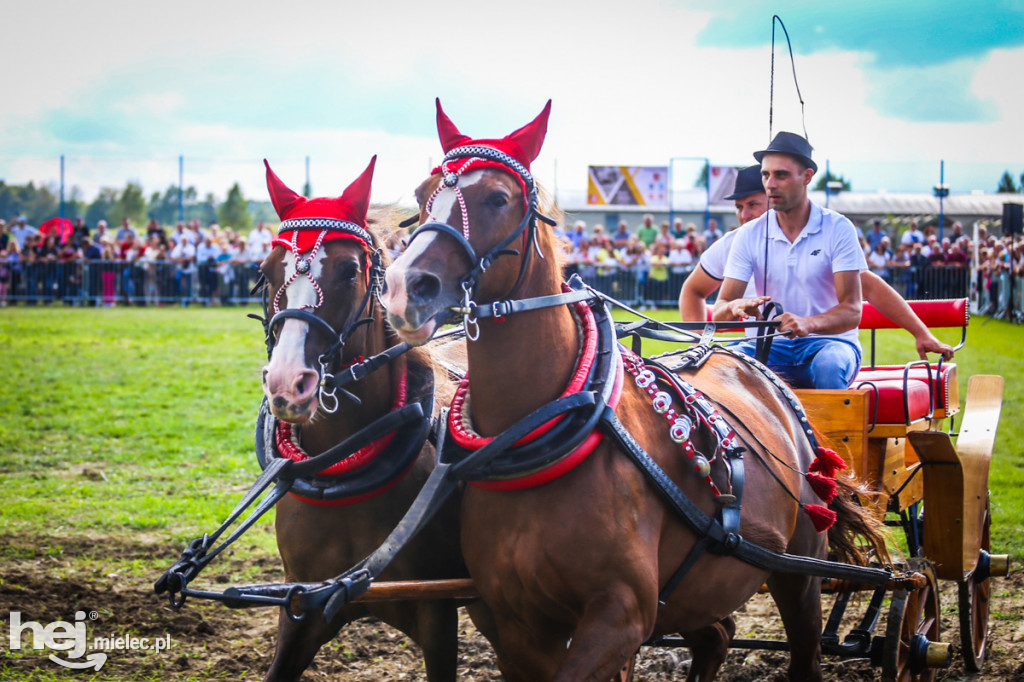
left=254, top=220, right=390, bottom=410
left=402, top=145, right=556, bottom=338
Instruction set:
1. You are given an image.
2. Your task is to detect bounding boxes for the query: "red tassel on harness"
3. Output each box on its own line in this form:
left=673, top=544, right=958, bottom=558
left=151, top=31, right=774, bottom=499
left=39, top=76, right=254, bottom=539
left=804, top=504, right=837, bottom=532
left=809, top=447, right=848, bottom=478
left=806, top=472, right=837, bottom=503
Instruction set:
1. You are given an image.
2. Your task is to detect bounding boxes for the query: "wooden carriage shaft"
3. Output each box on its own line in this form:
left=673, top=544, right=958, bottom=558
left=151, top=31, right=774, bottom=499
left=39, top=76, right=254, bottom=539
left=351, top=574, right=928, bottom=603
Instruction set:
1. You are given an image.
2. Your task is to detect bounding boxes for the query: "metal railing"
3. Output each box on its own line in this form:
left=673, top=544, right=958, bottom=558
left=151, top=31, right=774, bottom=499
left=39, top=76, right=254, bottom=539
left=0, top=260, right=263, bottom=306
left=0, top=260, right=997, bottom=313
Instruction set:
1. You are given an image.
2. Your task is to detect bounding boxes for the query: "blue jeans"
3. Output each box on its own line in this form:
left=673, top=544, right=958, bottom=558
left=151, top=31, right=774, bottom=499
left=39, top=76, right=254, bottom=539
left=731, top=337, right=861, bottom=389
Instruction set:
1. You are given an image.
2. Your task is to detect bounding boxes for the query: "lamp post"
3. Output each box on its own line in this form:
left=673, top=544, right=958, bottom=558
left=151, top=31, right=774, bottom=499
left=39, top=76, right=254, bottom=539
left=933, top=160, right=949, bottom=242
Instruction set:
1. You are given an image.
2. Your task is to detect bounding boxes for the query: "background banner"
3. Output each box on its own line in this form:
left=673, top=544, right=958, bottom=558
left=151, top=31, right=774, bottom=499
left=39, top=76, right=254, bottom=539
left=587, top=166, right=668, bottom=207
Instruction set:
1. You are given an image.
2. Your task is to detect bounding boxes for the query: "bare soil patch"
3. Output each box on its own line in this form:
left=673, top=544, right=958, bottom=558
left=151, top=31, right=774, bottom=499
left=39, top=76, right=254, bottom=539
left=1, top=534, right=1021, bottom=680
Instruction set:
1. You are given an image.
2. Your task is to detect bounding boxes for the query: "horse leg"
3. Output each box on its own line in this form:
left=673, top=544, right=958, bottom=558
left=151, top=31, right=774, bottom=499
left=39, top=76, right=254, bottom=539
left=359, top=600, right=459, bottom=682
left=263, top=608, right=349, bottom=682
left=552, top=587, right=651, bottom=682
left=682, top=616, right=736, bottom=682
left=766, top=572, right=823, bottom=682
left=411, top=601, right=460, bottom=682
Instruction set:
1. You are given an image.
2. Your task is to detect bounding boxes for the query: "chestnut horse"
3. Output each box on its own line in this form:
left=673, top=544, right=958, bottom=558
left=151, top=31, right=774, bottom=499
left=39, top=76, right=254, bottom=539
left=380, top=102, right=886, bottom=681
left=258, top=159, right=477, bottom=682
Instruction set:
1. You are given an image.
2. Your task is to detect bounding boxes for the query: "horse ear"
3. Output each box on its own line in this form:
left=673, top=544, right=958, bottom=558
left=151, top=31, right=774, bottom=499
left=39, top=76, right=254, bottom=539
left=264, top=159, right=304, bottom=219
left=506, top=100, right=551, bottom=166
left=340, top=155, right=377, bottom=226
left=435, top=98, right=471, bottom=153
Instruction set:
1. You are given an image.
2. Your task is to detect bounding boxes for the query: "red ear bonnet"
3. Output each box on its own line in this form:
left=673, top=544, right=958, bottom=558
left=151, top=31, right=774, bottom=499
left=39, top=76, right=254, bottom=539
left=434, top=98, right=550, bottom=172
left=267, top=156, right=377, bottom=253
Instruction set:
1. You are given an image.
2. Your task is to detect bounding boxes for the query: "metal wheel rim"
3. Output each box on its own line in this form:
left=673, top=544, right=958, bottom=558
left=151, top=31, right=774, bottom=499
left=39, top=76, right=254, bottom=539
left=881, top=558, right=940, bottom=682
left=958, top=500, right=992, bottom=672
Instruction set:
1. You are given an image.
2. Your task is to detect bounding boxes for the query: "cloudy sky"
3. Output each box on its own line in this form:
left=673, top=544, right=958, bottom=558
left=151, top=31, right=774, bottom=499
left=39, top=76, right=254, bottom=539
left=2, top=0, right=1022, bottom=208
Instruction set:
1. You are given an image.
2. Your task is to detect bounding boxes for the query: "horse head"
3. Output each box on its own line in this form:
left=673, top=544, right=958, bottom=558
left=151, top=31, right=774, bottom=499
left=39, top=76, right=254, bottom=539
left=260, top=156, right=385, bottom=423
left=381, top=99, right=560, bottom=346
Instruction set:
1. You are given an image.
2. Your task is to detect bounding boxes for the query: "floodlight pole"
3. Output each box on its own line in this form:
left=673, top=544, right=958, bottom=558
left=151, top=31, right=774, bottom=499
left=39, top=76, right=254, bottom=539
left=59, top=155, right=65, bottom=220
left=933, top=160, right=949, bottom=243
left=825, top=159, right=830, bottom=208
left=178, top=155, right=184, bottom=222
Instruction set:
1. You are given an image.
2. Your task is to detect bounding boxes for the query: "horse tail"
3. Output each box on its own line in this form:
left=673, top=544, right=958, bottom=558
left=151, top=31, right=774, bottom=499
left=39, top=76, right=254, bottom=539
left=825, top=470, right=891, bottom=567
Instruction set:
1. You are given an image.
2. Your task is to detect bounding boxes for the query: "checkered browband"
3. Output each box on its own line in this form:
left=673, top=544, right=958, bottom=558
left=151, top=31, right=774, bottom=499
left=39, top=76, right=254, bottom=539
left=278, top=218, right=373, bottom=245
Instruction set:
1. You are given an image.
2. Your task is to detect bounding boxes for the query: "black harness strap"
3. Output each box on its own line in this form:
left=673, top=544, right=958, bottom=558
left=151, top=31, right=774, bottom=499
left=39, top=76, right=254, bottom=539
left=599, top=406, right=892, bottom=586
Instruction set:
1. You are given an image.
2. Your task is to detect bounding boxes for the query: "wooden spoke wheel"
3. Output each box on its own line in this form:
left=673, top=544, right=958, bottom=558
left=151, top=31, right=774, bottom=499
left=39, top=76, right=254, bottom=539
left=881, top=558, right=943, bottom=682
left=958, top=499, right=992, bottom=672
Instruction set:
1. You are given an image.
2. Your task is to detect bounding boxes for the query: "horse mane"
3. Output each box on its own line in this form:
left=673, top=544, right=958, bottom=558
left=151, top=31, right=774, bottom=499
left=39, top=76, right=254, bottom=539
left=533, top=183, right=567, bottom=272
left=367, top=202, right=467, bottom=408
left=365, top=203, right=409, bottom=266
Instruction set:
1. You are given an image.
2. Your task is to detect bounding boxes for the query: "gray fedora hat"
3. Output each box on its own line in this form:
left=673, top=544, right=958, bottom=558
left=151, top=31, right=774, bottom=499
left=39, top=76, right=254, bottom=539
left=753, top=131, right=817, bottom=173
left=724, top=165, right=764, bottom=200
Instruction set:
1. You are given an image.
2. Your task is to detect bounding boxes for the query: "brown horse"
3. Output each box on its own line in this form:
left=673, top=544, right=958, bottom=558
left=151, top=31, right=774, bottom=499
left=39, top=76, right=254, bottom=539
left=379, top=101, right=886, bottom=681
left=258, top=159, right=478, bottom=682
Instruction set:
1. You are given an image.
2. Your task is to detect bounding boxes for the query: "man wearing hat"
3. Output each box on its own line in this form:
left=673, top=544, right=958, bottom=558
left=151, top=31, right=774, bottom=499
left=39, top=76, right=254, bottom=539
left=680, top=162, right=954, bottom=362
left=679, top=164, right=764, bottom=321
left=710, top=133, right=868, bottom=388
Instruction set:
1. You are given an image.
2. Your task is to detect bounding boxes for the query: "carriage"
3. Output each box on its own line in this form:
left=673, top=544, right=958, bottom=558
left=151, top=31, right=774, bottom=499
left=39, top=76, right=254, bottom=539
left=156, top=103, right=1009, bottom=682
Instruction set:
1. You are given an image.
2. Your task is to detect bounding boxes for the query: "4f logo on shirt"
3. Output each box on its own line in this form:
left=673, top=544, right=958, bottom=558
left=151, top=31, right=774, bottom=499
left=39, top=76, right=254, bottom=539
left=810, top=249, right=821, bottom=256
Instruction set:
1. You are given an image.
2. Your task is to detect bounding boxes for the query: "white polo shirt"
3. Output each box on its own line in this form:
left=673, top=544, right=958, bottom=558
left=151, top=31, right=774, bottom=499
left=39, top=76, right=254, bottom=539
left=699, top=230, right=755, bottom=297
left=723, top=202, right=867, bottom=347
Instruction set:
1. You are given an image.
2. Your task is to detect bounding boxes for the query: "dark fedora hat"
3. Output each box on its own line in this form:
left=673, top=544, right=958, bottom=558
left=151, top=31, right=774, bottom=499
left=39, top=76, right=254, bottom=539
left=753, top=131, right=817, bottom=173
left=724, top=165, right=764, bottom=200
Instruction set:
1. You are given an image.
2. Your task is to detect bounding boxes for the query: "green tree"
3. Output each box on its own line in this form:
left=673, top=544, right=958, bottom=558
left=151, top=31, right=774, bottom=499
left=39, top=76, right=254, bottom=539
left=108, top=182, right=148, bottom=227
left=813, top=171, right=852, bottom=192
left=65, top=187, right=88, bottom=222
left=85, top=188, right=119, bottom=227
left=148, top=185, right=201, bottom=226
left=0, top=181, right=60, bottom=226
left=218, top=183, right=252, bottom=230
left=189, top=193, right=219, bottom=226
left=694, top=163, right=709, bottom=189
left=997, top=171, right=1019, bottom=194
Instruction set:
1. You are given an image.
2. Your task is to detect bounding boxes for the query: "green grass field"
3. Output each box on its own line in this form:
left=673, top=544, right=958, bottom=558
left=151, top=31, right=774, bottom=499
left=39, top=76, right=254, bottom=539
left=1, top=304, right=1022, bottom=565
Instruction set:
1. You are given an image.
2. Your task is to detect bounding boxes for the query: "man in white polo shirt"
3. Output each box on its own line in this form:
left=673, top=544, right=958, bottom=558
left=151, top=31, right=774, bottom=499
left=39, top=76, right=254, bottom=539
left=713, top=132, right=864, bottom=389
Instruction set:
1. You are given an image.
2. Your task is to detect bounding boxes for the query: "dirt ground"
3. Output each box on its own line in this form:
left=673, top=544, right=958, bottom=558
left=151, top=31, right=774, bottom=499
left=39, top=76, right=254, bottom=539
left=1, top=534, right=1021, bottom=681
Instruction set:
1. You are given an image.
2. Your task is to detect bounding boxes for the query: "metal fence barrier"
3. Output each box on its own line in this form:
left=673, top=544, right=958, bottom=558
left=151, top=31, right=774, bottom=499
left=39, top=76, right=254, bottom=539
left=1, top=260, right=263, bottom=306
left=0, top=260, right=996, bottom=312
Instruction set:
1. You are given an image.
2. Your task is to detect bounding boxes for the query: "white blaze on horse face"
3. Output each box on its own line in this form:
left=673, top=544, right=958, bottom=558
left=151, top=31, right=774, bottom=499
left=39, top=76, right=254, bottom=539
left=385, top=169, right=486, bottom=320
left=268, top=249, right=329, bottom=375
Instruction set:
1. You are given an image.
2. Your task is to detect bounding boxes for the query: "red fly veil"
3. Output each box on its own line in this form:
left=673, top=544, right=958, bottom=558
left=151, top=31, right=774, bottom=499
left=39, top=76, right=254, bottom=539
left=266, top=156, right=377, bottom=254
left=433, top=99, right=550, bottom=207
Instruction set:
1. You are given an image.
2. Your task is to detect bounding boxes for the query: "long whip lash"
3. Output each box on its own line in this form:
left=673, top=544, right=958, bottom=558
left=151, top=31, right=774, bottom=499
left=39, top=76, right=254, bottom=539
left=765, top=14, right=809, bottom=304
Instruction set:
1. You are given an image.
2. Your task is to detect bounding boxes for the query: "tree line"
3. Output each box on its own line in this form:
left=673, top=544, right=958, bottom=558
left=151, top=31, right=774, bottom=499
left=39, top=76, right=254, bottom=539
left=996, top=171, right=1024, bottom=194
left=0, top=180, right=278, bottom=229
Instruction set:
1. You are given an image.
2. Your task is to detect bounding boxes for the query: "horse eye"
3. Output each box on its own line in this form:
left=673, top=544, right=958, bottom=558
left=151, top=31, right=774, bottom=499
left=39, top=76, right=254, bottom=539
left=337, top=261, right=359, bottom=282
left=487, top=192, right=510, bottom=209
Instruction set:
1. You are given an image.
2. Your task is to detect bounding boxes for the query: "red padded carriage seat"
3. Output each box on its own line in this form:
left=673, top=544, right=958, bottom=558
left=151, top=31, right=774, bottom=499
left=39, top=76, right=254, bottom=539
left=855, top=378, right=932, bottom=425
left=854, top=364, right=957, bottom=416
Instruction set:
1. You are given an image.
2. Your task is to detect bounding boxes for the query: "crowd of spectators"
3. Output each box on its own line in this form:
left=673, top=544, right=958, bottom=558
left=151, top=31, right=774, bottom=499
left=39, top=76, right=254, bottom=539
left=1, top=211, right=1021, bottom=310
left=0, top=215, right=275, bottom=306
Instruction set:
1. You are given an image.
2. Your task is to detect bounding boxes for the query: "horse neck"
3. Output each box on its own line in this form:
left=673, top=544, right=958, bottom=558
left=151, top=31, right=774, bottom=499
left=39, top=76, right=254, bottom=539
left=299, top=309, right=402, bottom=455
left=464, top=246, right=579, bottom=437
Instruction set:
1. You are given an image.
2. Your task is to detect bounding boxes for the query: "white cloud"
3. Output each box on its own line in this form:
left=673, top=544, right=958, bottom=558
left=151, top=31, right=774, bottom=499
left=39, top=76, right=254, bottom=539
left=0, top=1, right=1019, bottom=205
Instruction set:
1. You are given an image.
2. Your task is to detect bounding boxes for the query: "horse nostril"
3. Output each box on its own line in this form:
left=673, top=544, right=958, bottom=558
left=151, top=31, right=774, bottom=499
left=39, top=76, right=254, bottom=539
left=407, top=272, right=441, bottom=305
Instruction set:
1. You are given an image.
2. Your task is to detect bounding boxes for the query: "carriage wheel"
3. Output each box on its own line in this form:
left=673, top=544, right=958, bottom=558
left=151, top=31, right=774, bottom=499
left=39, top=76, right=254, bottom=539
left=881, top=558, right=943, bottom=682
left=958, top=499, right=992, bottom=672
left=614, top=653, right=636, bottom=682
